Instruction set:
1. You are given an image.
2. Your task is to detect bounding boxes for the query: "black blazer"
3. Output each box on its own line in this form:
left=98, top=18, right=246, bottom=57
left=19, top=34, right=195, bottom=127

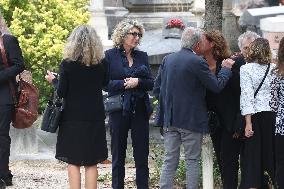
left=0, top=34, right=25, bottom=105
left=104, top=47, right=154, bottom=115
left=53, top=59, right=109, bottom=122
left=158, top=48, right=232, bottom=133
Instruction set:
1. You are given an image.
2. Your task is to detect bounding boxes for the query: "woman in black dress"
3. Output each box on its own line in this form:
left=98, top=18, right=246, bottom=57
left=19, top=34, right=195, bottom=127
left=45, top=25, right=108, bottom=189
left=203, top=30, right=243, bottom=188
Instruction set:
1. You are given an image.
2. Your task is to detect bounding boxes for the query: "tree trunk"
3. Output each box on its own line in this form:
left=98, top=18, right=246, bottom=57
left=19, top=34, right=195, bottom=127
left=204, top=0, right=223, bottom=31
left=202, top=2, right=223, bottom=189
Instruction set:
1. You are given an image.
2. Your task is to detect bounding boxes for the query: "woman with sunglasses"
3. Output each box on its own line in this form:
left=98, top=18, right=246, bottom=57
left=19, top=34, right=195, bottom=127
left=104, top=19, right=153, bottom=189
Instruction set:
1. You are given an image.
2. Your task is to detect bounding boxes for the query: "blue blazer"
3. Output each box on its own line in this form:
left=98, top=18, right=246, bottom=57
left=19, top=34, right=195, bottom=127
left=104, top=47, right=154, bottom=116
left=158, top=48, right=232, bottom=133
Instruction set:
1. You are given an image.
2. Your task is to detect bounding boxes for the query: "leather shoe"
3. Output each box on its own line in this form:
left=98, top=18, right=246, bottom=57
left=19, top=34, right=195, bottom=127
left=0, top=179, right=6, bottom=189
left=1, top=171, right=12, bottom=186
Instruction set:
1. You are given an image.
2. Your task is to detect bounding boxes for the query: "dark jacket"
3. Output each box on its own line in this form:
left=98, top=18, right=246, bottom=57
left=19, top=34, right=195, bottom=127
left=0, top=34, right=25, bottom=105
left=206, top=55, right=246, bottom=133
left=53, top=59, right=109, bottom=121
left=104, top=47, right=154, bottom=116
left=158, top=48, right=232, bottom=133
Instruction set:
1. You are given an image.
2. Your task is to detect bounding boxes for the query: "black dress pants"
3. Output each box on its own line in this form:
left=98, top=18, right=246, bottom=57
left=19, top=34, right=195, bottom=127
left=0, top=105, right=13, bottom=178
left=211, top=126, right=242, bottom=189
left=275, top=135, right=284, bottom=189
left=109, top=100, right=149, bottom=189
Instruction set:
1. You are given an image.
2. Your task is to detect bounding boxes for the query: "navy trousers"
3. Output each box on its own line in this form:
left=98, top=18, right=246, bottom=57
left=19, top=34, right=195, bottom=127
left=0, top=105, right=13, bottom=178
left=109, top=100, right=149, bottom=189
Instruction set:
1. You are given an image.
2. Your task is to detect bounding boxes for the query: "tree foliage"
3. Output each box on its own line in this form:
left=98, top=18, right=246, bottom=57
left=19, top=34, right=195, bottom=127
left=0, top=0, right=90, bottom=111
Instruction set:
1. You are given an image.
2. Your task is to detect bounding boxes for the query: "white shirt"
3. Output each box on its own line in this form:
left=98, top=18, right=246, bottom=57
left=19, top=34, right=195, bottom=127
left=240, top=62, right=276, bottom=115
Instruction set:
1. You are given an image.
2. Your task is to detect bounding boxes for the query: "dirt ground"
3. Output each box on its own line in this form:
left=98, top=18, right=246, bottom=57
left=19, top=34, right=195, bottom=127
left=8, top=159, right=138, bottom=189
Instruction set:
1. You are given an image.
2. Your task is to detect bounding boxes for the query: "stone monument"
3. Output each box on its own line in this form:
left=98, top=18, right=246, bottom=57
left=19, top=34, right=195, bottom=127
left=260, top=15, right=284, bottom=62
left=223, top=0, right=244, bottom=51
left=124, top=0, right=198, bottom=30
left=89, top=0, right=113, bottom=49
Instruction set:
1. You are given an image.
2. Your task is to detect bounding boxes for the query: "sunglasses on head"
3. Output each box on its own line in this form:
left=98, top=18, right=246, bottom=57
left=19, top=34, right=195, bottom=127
left=127, top=32, right=143, bottom=38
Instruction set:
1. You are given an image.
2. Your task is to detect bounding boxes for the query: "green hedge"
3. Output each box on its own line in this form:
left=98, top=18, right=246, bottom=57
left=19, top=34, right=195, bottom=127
left=0, top=0, right=89, bottom=111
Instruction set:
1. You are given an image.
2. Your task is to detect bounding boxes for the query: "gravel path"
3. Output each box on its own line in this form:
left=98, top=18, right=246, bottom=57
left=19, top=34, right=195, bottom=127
left=8, top=160, right=137, bottom=189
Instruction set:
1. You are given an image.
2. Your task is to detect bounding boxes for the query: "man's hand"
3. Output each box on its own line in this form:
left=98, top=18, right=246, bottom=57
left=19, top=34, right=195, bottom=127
left=221, top=58, right=235, bottom=69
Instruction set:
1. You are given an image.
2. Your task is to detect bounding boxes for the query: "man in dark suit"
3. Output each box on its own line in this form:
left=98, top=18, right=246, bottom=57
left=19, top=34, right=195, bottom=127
left=158, top=27, right=234, bottom=189
left=0, top=27, right=25, bottom=187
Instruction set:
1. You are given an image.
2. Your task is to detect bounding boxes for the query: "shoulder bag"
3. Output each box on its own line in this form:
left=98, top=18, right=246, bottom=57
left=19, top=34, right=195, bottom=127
left=41, top=90, right=63, bottom=133
left=104, top=93, right=123, bottom=114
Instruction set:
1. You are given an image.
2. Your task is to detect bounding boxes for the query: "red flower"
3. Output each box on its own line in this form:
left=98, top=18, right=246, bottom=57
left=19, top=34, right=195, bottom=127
left=166, top=18, right=185, bottom=30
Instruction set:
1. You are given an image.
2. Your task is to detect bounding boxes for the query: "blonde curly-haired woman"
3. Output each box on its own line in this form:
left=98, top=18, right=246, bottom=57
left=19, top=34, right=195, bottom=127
left=104, top=19, right=153, bottom=189
left=45, top=25, right=109, bottom=189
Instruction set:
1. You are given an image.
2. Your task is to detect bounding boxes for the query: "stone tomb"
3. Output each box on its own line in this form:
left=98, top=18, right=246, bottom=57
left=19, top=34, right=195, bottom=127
left=239, top=6, right=284, bottom=34
left=260, top=15, right=284, bottom=62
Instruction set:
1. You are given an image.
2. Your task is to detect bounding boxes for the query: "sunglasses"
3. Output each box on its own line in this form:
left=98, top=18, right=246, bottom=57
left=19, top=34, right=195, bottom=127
left=127, top=32, right=143, bottom=38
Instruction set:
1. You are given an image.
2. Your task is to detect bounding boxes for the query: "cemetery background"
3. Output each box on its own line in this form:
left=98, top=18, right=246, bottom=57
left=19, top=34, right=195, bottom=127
left=1, top=0, right=284, bottom=188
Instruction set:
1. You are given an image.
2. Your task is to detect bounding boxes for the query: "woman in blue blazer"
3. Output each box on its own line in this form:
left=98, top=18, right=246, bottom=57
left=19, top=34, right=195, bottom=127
left=104, top=19, right=153, bottom=189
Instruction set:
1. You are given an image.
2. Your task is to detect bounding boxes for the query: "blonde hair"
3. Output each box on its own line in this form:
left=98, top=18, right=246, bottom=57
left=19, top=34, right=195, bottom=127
left=63, top=25, right=103, bottom=65
left=111, top=19, right=144, bottom=48
left=246, top=38, right=271, bottom=65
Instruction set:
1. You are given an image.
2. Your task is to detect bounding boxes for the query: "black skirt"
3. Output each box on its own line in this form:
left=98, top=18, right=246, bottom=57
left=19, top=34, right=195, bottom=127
left=55, top=120, right=108, bottom=166
left=240, top=111, right=276, bottom=188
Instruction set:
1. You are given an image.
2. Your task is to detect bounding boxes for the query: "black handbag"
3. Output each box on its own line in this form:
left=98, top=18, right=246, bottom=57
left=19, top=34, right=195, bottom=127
left=208, top=111, right=221, bottom=134
left=41, top=91, right=63, bottom=133
left=104, top=94, right=123, bottom=113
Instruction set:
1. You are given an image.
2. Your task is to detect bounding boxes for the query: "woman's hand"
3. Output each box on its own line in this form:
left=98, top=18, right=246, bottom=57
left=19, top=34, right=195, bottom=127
left=221, top=58, right=235, bottom=69
left=124, top=77, right=139, bottom=89
left=245, top=123, right=254, bottom=138
left=45, top=70, right=56, bottom=83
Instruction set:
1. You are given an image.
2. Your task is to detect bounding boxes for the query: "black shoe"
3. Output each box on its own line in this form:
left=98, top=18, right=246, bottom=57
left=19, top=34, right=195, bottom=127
left=0, top=179, right=6, bottom=189
left=1, top=172, right=12, bottom=186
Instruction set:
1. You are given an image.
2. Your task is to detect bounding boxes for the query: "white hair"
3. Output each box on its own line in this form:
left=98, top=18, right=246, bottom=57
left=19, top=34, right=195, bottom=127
left=238, top=31, right=261, bottom=50
left=181, top=27, right=202, bottom=49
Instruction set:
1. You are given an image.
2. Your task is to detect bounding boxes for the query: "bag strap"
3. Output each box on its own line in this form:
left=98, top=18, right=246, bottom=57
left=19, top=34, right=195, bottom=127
left=254, top=63, right=270, bottom=98
left=0, top=34, right=18, bottom=104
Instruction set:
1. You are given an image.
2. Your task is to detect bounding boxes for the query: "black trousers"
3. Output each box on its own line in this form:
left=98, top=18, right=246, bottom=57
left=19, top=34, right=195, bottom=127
left=109, top=100, right=149, bottom=189
left=240, top=111, right=276, bottom=189
left=0, top=105, right=13, bottom=178
left=275, top=135, right=284, bottom=189
left=211, top=126, right=242, bottom=189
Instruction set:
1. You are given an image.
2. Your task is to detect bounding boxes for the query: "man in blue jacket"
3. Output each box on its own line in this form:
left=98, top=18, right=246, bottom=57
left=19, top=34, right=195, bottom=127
left=158, top=27, right=234, bottom=189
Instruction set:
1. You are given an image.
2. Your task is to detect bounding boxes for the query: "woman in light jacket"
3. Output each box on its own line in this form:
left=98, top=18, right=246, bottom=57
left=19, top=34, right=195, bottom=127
left=240, top=38, right=276, bottom=189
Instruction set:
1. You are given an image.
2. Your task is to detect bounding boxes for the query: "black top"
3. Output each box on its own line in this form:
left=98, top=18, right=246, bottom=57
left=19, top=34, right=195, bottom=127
left=0, top=34, right=25, bottom=105
left=53, top=59, right=109, bottom=121
left=104, top=47, right=154, bottom=116
left=206, top=55, right=246, bottom=133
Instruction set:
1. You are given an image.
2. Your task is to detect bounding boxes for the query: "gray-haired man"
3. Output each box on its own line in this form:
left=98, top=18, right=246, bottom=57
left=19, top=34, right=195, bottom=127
left=157, top=27, right=234, bottom=189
